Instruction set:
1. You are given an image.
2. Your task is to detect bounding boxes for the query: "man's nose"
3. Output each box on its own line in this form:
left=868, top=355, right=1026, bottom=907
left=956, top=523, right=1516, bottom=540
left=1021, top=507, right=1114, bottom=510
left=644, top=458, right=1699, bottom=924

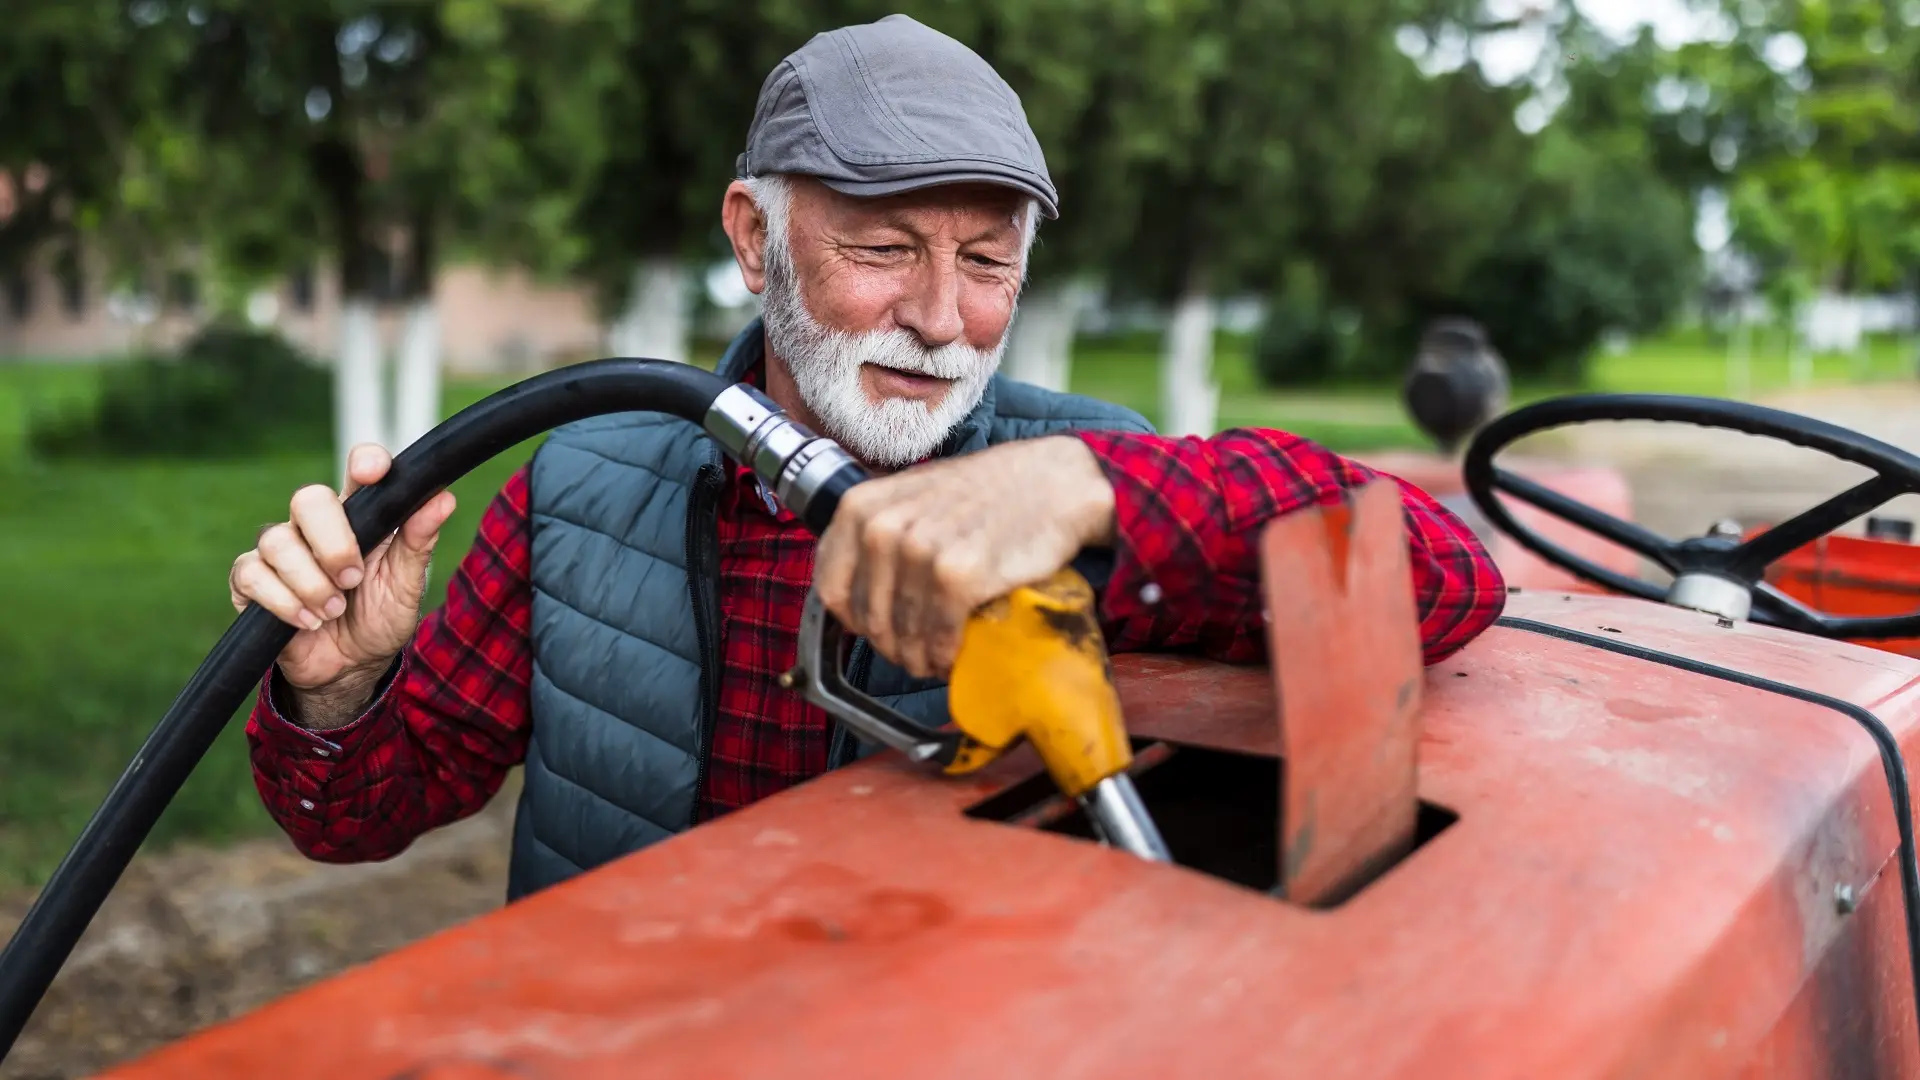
left=893, top=255, right=965, bottom=348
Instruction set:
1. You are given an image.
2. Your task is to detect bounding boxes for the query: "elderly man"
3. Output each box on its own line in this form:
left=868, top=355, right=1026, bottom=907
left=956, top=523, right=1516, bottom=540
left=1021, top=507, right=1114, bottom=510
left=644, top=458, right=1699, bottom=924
left=230, top=14, right=1506, bottom=901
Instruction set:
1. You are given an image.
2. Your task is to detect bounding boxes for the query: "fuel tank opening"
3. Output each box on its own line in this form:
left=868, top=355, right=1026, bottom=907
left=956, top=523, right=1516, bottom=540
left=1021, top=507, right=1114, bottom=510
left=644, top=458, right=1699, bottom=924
left=964, top=740, right=1458, bottom=904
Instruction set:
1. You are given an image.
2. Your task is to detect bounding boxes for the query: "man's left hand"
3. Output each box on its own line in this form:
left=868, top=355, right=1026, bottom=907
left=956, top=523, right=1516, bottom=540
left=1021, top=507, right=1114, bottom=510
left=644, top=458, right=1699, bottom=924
left=812, top=435, right=1118, bottom=680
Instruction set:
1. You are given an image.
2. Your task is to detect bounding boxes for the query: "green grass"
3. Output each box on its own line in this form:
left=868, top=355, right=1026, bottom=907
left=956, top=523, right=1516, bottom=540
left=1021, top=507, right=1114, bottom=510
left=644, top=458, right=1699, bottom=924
left=0, top=361, right=101, bottom=462
left=0, top=371, right=537, bottom=886
left=1069, top=333, right=1428, bottom=450
left=1578, top=324, right=1916, bottom=395
left=1, top=323, right=1913, bottom=886
left=1069, top=325, right=1919, bottom=450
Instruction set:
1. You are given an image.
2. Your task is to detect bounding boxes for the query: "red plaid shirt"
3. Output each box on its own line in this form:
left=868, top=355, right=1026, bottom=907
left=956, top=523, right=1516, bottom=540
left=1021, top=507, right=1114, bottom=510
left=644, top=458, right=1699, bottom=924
left=245, top=425, right=1506, bottom=863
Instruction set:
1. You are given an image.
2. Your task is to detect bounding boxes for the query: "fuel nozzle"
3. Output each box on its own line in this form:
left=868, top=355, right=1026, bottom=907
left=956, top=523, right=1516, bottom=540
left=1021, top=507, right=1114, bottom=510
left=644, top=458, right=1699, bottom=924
left=944, top=569, right=1172, bottom=862
left=703, top=383, right=868, bottom=534
left=719, top=385, right=1170, bottom=864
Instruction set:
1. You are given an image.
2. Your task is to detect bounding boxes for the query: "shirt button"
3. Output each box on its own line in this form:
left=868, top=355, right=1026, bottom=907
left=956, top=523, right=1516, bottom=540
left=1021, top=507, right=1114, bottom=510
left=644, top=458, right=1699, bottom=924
left=299, top=799, right=316, bottom=811
left=1138, top=582, right=1164, bottom=605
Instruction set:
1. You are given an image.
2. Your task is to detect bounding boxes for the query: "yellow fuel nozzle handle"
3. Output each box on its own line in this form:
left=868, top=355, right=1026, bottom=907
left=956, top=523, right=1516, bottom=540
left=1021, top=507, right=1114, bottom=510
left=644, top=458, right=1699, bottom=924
left=783, top=568, right=1171, bottom=862
left=946, top=569, right=1170, bottom=861
left=944, top=568, right=1133, bottom=798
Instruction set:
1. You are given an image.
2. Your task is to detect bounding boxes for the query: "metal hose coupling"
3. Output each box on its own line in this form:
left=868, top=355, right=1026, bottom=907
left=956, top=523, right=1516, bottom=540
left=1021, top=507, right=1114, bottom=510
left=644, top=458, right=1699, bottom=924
left=704, top=385, right=870, bottom=535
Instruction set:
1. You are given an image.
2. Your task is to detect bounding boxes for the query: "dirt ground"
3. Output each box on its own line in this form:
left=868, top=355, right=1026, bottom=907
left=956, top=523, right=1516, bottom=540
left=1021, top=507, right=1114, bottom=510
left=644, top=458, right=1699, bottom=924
left=0, top=783, right=519, bottom=1080
left=7, top=382, right=1920, bottom=1079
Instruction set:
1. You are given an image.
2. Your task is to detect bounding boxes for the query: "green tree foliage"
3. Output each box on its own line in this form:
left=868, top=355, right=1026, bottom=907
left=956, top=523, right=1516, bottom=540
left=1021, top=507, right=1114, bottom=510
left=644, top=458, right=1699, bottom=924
left=123, top=0, right=625, bottom=300
left=1294, top=65, right=1537, bottom=364
left=1404, top=16, right=1700, bottom=378
left=966, top=0, right=1205, bottom=282
left=7, top=0, right=1737, bottom=394
left=385, top=0, right=632, bottom=284
left=568, top=0, right=797, bottom=307
left=1419, top=130, right=1699, bottom=378
left=1252, top=260, right=1361, bottom=385
left=1257, top=7, right=1704, bottom=384
left=562, top=0, right=1198, bottom=309
left=1674, top=0, right=1920, bottom=315
left=1250, top=61, right=1538, bottom=384
left=1098, top=0, right=1508, bottom=304
left=0, top=2, right=188, bottom=285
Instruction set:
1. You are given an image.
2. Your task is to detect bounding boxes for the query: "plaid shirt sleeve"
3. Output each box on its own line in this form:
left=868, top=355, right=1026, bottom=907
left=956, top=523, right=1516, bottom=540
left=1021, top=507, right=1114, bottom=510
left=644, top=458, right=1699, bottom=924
left=1076, top=429, right=1506, bottom=666
left=243, top=466, right=536, bottom=862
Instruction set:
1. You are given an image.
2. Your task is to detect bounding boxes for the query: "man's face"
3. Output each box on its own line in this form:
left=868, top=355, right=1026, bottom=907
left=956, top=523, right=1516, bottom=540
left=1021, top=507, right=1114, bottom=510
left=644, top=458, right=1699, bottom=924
left=727, top=176, right=1030, bottom=468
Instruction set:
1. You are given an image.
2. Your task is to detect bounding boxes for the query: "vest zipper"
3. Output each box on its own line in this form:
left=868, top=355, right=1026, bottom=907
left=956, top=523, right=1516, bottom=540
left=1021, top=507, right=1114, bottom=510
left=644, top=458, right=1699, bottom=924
left=685, top=456, right=725, bottom=824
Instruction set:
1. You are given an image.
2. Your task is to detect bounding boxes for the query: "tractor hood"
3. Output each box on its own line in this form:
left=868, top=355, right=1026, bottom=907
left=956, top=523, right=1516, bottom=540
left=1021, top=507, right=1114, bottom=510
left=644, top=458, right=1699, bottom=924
left=95, top=586, right=1920, bottom=1080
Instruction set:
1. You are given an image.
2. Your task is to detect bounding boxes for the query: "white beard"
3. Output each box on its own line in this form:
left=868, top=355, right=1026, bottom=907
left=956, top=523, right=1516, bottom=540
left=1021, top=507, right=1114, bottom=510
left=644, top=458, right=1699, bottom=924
left=760, top=260, right=1008, bottom=468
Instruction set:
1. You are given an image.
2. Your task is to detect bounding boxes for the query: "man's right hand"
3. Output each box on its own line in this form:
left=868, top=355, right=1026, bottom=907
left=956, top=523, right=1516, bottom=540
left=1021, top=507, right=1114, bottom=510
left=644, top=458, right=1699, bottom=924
left=230, top=443, right=459, bottom=707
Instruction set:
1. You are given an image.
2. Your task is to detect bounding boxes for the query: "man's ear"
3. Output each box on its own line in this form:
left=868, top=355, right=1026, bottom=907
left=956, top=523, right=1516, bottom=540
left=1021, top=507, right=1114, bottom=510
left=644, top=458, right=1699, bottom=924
left=721, top=181, right=768, bottom=295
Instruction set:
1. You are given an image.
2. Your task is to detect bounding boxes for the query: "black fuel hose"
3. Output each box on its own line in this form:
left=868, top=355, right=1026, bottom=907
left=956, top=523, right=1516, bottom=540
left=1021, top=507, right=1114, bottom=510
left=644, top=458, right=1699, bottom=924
left=0, top=358, right=865, bottom=1060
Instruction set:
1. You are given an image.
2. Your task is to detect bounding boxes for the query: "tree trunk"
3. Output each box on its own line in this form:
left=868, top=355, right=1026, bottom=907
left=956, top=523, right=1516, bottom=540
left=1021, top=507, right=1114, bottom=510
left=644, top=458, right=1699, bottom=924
left=1788, top=306, right=1813, bottom=389
left=391, top=211, right=442, bottom=452
left=606, top=255, right=689, bottom=364
left=1160, top=263, right=1220, bottom=437
left=315, top=137, right=389, bottom=484
left=1003, top=278, right=1094, bottom=391
left=393, top=301, right=441, bottom=450
left=336, top=297, right=386, bottom=483
left=1849, top=297, right=1871, bottom=382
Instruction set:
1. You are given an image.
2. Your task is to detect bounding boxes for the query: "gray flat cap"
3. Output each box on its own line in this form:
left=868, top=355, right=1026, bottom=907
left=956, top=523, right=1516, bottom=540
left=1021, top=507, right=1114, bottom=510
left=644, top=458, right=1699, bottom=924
left=737, top=14, right=1059, bottom=218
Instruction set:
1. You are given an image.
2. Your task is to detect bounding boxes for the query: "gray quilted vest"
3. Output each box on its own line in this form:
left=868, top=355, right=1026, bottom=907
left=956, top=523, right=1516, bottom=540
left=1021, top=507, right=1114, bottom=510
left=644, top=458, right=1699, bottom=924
left=510, top=318, right=1153, bottom=900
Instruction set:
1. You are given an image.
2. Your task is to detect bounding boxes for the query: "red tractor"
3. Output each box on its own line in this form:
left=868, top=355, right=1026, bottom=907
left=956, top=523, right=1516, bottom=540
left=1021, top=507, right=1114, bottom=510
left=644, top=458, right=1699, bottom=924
left=5, top=361, right=1920, bottom=1079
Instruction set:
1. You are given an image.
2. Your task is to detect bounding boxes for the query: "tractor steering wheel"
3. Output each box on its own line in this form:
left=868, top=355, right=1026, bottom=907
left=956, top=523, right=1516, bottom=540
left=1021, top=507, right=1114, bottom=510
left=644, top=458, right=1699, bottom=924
left=1462, top=393, right=1920, bottom=640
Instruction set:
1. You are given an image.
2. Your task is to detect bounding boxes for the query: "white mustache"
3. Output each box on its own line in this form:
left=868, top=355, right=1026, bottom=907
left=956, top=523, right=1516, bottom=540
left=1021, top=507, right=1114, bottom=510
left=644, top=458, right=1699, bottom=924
left=831, top=326, right=988, bottom=381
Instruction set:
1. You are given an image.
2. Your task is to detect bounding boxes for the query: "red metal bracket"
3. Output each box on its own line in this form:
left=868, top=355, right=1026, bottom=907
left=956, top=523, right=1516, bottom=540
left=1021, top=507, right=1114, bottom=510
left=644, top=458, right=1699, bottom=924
left=1261, top=480, right=1426, bottom=907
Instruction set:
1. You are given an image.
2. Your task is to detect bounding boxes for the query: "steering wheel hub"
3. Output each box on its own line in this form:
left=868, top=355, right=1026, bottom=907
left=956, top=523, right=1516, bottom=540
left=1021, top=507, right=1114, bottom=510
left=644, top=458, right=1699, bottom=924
left=1665, top=572, right=1753, bottom=622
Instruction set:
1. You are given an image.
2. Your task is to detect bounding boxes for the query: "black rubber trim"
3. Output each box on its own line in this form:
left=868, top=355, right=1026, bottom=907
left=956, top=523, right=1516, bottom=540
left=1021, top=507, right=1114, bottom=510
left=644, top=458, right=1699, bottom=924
left=1496, top=614, right=1920, bottom=1046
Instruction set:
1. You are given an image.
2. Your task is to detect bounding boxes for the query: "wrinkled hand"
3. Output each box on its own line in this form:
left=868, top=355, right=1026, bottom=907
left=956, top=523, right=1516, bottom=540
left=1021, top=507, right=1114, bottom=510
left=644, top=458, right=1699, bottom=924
left=813, top=435, right=1116, bottom=680
left=229, top=443, right=458, bottom=695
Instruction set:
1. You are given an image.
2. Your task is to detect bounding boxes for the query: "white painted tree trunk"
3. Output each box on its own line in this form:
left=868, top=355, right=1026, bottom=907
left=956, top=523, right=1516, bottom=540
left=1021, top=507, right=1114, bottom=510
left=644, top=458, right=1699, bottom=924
left=606, top=256, right=690, bottom=364
left=1788, top=321, right=1813, bottom=388
left=335, top=298, right=388, bottom=484
left=1160, top=285, right=1220, bottom=437
left=392, top=297, right=442, bottom=452
left=1003, top=279, right=1093, bottom=392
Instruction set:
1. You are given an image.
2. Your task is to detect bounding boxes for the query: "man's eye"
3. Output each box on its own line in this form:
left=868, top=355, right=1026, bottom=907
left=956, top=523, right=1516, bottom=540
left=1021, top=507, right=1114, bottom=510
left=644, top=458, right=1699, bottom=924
left=863, top=245, right=907, bottom=255
left=968, top=254, right=1009, bottom=268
